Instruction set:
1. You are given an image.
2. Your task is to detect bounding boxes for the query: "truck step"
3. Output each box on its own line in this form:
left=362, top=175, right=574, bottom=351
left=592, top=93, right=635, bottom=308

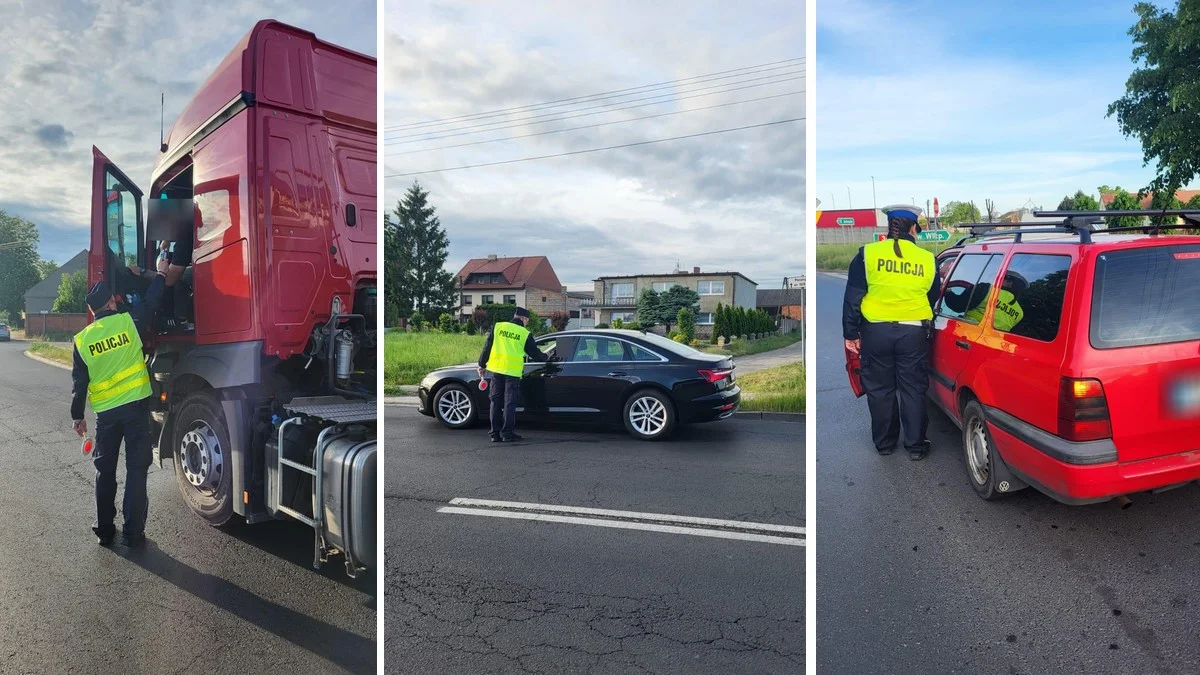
left=283, top=396, right=376, bottom=423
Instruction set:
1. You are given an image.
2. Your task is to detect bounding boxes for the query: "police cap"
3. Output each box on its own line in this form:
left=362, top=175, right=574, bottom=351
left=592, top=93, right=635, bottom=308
left=86, top=281, right=112, bottom=312
left=881, top=204, right=924, bottom=221
left=513, top=307, right=531, bottom=319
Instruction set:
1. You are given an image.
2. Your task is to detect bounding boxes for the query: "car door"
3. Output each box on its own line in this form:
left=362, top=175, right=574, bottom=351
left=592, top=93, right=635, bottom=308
left=930, top=252, right=1003, bottom=418
left=548, top=335, right=635, bottom=421
left=520, top=336, right=572, bottom=418
left=90, top=147, right=146, bottom=313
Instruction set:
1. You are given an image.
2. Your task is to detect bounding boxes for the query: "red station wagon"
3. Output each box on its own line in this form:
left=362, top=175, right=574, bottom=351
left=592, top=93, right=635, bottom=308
left=930, top=210, right=1200, bottom=505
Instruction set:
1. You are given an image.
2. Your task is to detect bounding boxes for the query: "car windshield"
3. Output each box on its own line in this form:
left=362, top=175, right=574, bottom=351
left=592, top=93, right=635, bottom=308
left=633, top=331, right=706, bottom=358
left=1092, top=245, right=1200, bottom=348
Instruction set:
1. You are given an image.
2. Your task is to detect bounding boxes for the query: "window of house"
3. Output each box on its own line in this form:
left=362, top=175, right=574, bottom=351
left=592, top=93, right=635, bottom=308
left=611, top=282, right=635, bottom=299
left=482, top=294, right=494, bottom=305
left=611, top=311, right=636, bottom=323
left=995, top=254, right=1071, bottom=342
left=503, top=294, right=516, bottom=304
left=651, top=282, right=678, bottom=292
left=696, top=312, right=715, bottom=325
left=697, top=280, right=726, bottom=295
left=462, top=294, right=473, bottom=306
left=569, top=310, right=580, bottom=319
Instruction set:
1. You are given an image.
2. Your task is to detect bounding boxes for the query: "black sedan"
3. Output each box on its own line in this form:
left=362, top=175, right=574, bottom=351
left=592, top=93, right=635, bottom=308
left=417, top=329, right=740, bottom=440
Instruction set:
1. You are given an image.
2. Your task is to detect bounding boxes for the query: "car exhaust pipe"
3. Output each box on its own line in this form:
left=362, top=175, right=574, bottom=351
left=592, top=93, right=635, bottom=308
left=1114, top=494, right=1132, bottom=509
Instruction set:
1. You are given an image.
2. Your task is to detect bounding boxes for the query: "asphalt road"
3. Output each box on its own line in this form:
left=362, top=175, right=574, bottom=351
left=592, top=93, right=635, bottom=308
left=0, top=344, right=375, bottom=674
left=816, top=273, right=1200, bottom=674
left=384, top=405, right=803, bottom=674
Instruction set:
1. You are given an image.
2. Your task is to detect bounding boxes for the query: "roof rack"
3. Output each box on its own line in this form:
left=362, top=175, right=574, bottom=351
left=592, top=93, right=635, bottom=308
left=946, top=219, right=1097, bottom=246
left=942, top=209, right=1200, bottom=249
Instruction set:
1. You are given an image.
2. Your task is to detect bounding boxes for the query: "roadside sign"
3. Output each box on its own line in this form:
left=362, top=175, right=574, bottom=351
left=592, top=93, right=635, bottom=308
left=875, top=234, right=887, bottom=242
left=836, top=217, right=855, bottom=226
left=918, top=230, right=950, bottom=242
left=933, top=198, right=940, bottom=217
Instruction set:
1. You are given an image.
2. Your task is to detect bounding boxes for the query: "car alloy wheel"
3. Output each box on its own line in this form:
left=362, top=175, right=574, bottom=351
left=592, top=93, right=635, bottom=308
left=629, top=395, right=668, bottom=437
left=434, top=384, right=476, bottom=428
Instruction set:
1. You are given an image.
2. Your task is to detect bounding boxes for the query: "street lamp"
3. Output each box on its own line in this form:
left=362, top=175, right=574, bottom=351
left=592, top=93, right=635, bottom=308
left=871, top=176, right=877, bottom=210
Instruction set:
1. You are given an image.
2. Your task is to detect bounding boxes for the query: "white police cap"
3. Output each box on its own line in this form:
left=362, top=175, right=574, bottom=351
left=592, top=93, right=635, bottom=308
left=881, top=204, right=923, bottom=220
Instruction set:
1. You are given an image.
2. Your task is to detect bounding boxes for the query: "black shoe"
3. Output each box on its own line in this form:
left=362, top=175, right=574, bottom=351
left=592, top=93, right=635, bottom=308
left=121, top=532, right=146, bottom=547
left=503, top=433, right=524, bottom=442
left=876, top=446, right=895, bottom=456
left=490, top=436, right=503, bottom=443
left=908, top=442, right=931, bottom=461
left=96, top=532, right=114, bottom=546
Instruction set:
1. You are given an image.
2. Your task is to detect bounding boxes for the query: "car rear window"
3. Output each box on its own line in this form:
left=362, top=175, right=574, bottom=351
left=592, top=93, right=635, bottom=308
left=1092, top=245, right=1200, bottom=348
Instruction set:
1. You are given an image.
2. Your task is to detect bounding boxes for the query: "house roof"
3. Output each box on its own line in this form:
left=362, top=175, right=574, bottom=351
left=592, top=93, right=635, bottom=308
left=757, top=288, right=804, bottom=307
left=595, top=271, right=758, bottom=285
left=23, top=249, right=88, bottom=301
left=566, top=290, right=594, bottom=300
left=456, top=256, right=564, bottom=291
left=1099, top=189, right=1200, bottom=209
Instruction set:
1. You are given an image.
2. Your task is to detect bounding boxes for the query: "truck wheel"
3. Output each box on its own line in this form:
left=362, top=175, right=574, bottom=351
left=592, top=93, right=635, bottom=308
left=961, top=399, right=1005, bottom=501
left=172, top=391, right=234, bottom=525
left=433, top=383, right=477, bottom=429
left=623, top=389, right=676, bottom=441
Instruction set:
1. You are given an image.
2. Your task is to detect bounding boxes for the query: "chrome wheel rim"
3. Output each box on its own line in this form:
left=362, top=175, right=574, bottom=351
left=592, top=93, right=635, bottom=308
left=438, top=389, right=472, bottom=425
left=181, top=421, right=223, bottom=493
left=966, top=416, right=990, bottom=485
left=629, top=396, right=668, bottom=436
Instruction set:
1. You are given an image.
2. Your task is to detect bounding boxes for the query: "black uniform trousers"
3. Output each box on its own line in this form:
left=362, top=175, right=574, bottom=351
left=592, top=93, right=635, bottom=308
left=92, top=398, right=153, bottom=538
left=860, top=321, right=929, bottom=452
left=488, top=373, right=521, bottom=439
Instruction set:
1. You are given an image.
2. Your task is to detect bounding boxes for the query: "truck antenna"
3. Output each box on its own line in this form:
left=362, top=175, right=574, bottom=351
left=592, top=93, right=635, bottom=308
left=159, top=92, right=167, bottom=153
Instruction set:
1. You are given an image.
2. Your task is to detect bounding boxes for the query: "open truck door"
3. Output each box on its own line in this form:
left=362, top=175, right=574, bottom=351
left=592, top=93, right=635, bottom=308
left=90, top=146, right=146, bottom=312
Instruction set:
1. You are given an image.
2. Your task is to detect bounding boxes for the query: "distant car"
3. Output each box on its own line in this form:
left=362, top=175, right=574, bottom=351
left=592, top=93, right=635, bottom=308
left=0, top=324, right=9, bottom=341
left=418, top=329, right=740, bottom=440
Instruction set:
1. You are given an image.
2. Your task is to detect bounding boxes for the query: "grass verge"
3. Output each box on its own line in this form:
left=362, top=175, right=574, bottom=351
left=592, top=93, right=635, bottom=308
left=385, top=331, right=485, bottom=387
left=736, top=361, right=805, bottom=413
left=816, top=242, right=951, bottom=271
left=28, top=341, right=73, bottom=366
left=700, top=331, right=803, bottom=357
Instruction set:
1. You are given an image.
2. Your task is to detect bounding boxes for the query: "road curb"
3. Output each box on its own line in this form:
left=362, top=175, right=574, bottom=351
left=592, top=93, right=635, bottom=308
left=734, top=411, right=805, bottom=422
left=384, top=396, right=421, bottom=407
left=24, top=349, right=71, bottom=372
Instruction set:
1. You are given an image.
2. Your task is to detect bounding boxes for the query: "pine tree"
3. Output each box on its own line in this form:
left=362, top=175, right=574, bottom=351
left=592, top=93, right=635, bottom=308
left=386, top=182, right=457, bottom=321
left=711, top=302, right=724, bottom=343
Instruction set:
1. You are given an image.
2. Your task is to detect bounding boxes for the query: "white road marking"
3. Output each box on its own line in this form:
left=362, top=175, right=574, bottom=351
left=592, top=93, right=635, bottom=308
left=438, top=498, right=804, bottom=546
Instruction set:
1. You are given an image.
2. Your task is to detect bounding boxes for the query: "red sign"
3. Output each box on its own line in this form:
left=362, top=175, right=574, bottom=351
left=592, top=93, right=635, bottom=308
left=816, top=209, right=881, bottom=229
left=933, top=198, right=940, bottom=217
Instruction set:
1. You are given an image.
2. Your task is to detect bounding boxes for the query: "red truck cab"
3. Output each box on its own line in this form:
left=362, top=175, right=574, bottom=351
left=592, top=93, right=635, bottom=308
left=87, top=21, right=376, bottom=575
left=931, top=212, right=1200, bottom=505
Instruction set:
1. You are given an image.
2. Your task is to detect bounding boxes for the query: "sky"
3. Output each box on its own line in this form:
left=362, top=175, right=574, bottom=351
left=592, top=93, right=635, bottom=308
left=816, top=0, right=1187, bottom=217
left=0, top=0, right=375, bottom=266
left=384, top=0, right=804, bottom=290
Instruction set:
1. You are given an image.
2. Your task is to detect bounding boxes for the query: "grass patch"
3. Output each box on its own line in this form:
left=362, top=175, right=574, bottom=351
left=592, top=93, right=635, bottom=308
left=816, top=241, right=952, bottom=271
left=28, top=341, right=73, bottom=366
left=385, top=331, right=485, bottom=387
left=736, top=361, right=805, bottom=413
left=700, top=331, right=802, bottom=357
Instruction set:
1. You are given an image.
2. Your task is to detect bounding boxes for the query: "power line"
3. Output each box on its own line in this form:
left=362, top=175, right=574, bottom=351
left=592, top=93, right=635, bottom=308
left=384, top=57, right=805, bottom=132
left=386, top=90, right=803, bottom=157
left=385, top=73, right=804, bottom=145
left=385, top=117, right=803, bottom=178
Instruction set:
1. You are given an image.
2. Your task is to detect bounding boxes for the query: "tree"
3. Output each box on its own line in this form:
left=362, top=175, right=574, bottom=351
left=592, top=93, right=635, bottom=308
left=437, top=312, right=455, bottom=333
left=677, top=307, right=696, bottom=343
left=0, top=211, right=41, bottom=327
left=386, top=181, right=457, bottom=321
left=711, top=302, right=724, bottom=343
left=984, top=199, right=998, bottom=222
left=938, top=201, right=982, bottom=228
left=1105, top=187, right=1144, bottom=228
left=1109, top=2, right=1200, bottom=202
left=1057, top=190, right=1101, bottom=211
left=37, top=259, right=57, bottom=280
left=635, top=288, right=662, bottom=330
left=549, top=311, right=570, bottom=332
left=52, top=269, right=87, bottom=313
left=656, top=286, right=701, bottom=333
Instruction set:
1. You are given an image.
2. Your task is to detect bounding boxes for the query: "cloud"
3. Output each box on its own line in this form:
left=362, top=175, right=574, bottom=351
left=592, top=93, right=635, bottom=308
left=0, top=1, right=375, bottom=261
left=384, top=0, right=805, bottom=283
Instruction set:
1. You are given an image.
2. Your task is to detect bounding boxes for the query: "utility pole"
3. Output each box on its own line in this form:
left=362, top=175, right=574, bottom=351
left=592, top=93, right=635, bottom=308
left=871, top=176, right=877, bottom=210
left=830, top=192, right=836, bottom=209
left=847, top=187, right=852, bottom=209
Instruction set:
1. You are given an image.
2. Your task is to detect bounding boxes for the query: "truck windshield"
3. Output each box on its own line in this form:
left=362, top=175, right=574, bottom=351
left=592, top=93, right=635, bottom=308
left=1091, top=245, right=1200, bottom=348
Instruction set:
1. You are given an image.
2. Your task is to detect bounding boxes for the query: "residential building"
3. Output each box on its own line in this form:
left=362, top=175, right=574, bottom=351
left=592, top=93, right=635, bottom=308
left=565, top=290, right=595, bottom=329
left=23, top=249, right=87, bottom=316
left=455, top=255, right=570, bottom=319
left=586, top=267, right=757, bottom=334
left=1100, top=189, right=1200, bottom=209
left=757, top=288, right=804, bottom=321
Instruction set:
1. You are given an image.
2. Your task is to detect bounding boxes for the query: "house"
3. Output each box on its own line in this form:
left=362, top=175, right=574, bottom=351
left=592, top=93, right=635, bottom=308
left=757, top=288, right=804, bottom=321
left=565, top=290, right=595, bottom=329
left=1100, top=189, right=1200, bottom=209
left=586, top=267, right=757, bottom=334
left=455, top=255, right=570, bottom=319
left=23, top=249, right=88, bottom=316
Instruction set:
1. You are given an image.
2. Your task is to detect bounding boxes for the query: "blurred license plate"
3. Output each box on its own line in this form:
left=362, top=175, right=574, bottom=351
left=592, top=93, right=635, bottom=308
left=1171, top=377, right=1200, bottom=415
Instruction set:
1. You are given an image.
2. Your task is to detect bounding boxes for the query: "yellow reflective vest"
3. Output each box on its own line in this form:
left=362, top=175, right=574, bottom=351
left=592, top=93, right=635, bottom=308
left=75, top=312, right=152, bottom=413
left=860, top=239, right=936, bottom=322
left=486, top=321, right=530, bottom=378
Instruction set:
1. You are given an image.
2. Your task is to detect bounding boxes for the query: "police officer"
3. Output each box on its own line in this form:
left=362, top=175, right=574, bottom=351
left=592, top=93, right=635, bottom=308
left=965, top=270, right=1026, bottom=332
left=71, top=257, right=170, bottom=546
left=477, top=307, right=549, bottom=442
left=842, top=205, right=942, bottom=460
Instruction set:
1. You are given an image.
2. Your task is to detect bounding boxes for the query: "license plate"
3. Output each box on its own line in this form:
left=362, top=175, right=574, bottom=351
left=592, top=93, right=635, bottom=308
left=1170, top=377, right=1200, bottom=415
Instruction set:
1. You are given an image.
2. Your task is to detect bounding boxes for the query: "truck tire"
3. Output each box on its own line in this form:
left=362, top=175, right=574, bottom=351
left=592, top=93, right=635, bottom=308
left=622, top=389, right=677, bottom=441
left=172, top=391, right=234, bottom=525
left=961, top=399, right=1005, bottom=501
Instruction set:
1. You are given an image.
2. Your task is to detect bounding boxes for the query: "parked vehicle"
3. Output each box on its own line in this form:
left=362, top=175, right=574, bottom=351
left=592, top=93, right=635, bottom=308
left=88, top=21, right=377, bottom=576
left=929, top=210, right=1200, bottom=505
left=418, top=329, right=740, bottom=440
left=0, top=324, right=9, bottom=341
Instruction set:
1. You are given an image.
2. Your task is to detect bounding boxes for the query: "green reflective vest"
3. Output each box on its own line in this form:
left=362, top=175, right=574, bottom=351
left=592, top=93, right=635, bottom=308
left=860, top=239, right=936, bottom=322
left=486, top=321, right=530, bottom=378
left=75, top=312, right=152, bottom=413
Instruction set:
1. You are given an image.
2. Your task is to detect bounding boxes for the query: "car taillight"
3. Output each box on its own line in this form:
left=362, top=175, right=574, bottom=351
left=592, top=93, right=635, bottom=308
left=698, top=368, right=733, bottom=384
left=1057, top=377, right=1111, bottom=441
